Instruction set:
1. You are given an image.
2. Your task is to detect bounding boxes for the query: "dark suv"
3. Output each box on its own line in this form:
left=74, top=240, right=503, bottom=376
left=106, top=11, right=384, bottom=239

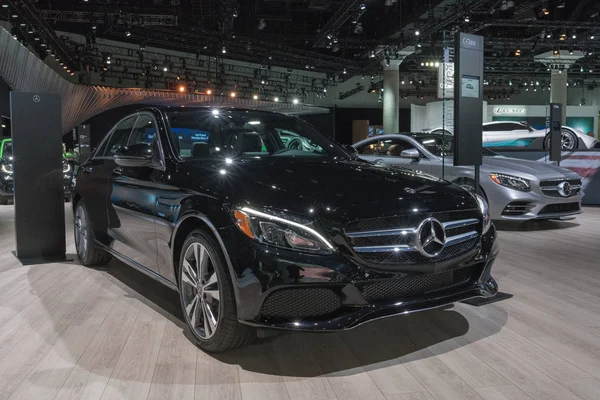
left=73, top=107, right=498, bottom=352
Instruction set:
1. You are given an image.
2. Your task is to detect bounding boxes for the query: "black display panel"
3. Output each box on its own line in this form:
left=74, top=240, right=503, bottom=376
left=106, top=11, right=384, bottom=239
left=10, top=92, right=66, bottom=263
left=454, top=33, right=484, bottom=166
left=549, top=103, right=562, bottom=162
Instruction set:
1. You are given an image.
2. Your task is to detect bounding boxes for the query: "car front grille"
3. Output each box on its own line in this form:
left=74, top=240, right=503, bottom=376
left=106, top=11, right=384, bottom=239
left=540, top=178, right=582, bottom=198
left=357, top=265, right=477, bottom=302
left=345, top=209, right=481, bottom=266
left=259, top=288, right=341, bottom=319
left=539, top=202, right=580, bottom=215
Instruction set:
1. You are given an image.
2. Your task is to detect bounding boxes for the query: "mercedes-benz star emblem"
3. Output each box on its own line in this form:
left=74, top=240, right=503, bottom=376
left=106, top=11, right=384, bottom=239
left=33, top=95, right=41, bottom=103
left=415, top=217, right=446, bottom=258
left=558, top=181, right=572, bottom=197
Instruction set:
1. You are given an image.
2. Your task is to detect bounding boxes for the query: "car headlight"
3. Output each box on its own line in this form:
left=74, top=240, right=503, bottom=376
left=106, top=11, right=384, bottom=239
left=472, top=193, right=491, bottom=234
left=489, top=173, right=530, bottom=192
left=233, top=207, right=335, bottom=253
left=1, top=163, right=13, bottom=174
left=63, top=163, right=71, bottom=173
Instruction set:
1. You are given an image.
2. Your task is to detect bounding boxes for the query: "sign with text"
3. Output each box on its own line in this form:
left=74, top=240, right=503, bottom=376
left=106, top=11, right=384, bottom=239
left=437, top=62, right=455, bottom=99
left=493, top=107, right=527, bottom=115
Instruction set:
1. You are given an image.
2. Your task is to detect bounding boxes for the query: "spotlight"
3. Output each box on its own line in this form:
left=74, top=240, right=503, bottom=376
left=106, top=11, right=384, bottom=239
left=370, top=51, right=375, bottom=58
left=434, top=62, right=439, bottom=67
left=230, top=92, right=236, bottom=97
left=569, top=48, right=574, bottom=54
left=572, top=33, right=577, bottom=39
left=542, top=8, right=549, bottom=15
left=258, top=19, right=266, bottom=30
left=179, top=85, right=185, bottom=93
left=343, top=68, right=347, bottom=74
left=515, top=48, right=521, bottom=56
left=293, top=99, right=299, bottom=104
left=163, top=66, right=168, bottom=72
left=415, top=29, right=420, bottom=36
left=222, top=46, right=227, bottom=54
left=559, top=32, right=566, bottom=41
left=464, top=14, right=470, bottom=22
left=126, top=31, right=131, bottom=37
left=1, top=5, right=8, bottom=8
left=253, top=94, right=258, bottom=100
left=206, top=89, right=212, bottom=95
left=360, top=3, right=366, bottom=10
left=385, top=58, right=390, bottom=66
left=591, top=35, right=595, bottom=39
left=553, top=48, right=559, bottom=56
left=274, top=97, right=279, bottom=102
left=546, top=33, right=552, bottom=39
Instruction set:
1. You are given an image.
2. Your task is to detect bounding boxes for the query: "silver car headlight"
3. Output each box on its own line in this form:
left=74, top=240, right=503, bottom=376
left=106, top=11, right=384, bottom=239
left=233, top=207, right=335, bottom=254
left=473, top=193, right=491, bottom=234
left=489, top=173, right=530, bottom=192
left=1, top=163, right=13, bottom=174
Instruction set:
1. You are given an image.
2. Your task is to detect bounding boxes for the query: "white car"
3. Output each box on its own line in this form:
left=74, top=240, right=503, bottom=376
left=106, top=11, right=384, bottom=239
left=426, top=121, right=599, bottom=150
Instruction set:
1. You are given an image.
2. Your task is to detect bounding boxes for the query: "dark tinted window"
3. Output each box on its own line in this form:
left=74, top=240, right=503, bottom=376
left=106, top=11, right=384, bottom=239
left=412, top=135, right=496, bottom=157
left=379, top=138, right=417, bottom=156
left=165, top=109, right=348, bottom=160
left=102, top=116, right=136, bottom=157
left=129, top=114, right=161, bottom=163
left=356, top=140, right=381, bottom=155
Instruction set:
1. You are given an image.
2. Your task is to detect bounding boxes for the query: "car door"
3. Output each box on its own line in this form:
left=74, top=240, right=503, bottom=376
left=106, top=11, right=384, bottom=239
left=77, top=116, right=137, bottom=240
left=485, top=122, right=529, bottom=146
left=108, top=112, right=165, bottom=274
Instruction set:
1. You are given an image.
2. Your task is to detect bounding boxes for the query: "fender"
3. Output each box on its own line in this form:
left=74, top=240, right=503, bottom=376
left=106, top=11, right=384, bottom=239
left=171, top=211, right=242, bottom=316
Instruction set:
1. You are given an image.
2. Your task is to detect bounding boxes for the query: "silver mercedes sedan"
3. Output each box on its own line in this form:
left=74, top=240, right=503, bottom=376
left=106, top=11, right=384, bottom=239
left=353, top=133, right=583, bottom=221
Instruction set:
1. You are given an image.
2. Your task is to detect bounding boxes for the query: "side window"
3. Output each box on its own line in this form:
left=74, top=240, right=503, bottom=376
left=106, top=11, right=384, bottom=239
left=380, top=139, right=416, bottom=156
left=129, top=113, right=161, bottom=163
left=102, top=116, right=137, bottom=157
left=274, top=128, right=322, bottom=155
left=356, top=140, right=381, bottom=155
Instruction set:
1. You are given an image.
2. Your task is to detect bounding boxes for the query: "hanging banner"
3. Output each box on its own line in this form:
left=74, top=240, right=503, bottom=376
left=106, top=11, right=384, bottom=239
left=438, top=62, right=455, bottom=99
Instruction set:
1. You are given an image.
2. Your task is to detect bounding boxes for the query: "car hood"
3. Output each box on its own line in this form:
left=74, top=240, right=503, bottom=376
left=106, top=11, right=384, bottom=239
left=182, top=158, right=478, bottom=224
left=481, top=156, right=581, bottom=180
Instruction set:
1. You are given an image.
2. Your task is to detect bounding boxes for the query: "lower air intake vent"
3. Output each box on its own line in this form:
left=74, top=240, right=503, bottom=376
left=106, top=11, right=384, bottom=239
left=357, top=265, right=477, bottom=302
left=260, top=288, right=341, bottom=319
left=539, top=202, right=580, bottom=215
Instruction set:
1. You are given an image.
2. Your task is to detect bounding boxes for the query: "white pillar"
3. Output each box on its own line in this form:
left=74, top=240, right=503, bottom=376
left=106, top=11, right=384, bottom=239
left=382, top=60, right=401, bottom=134
left=550, top=71, right=568, bottom=125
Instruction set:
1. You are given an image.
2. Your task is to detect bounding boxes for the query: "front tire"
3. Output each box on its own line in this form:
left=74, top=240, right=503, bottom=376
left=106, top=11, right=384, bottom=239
left=178, top=229, right=255, bottom=352
left=74, top=200, right=112, bottom=266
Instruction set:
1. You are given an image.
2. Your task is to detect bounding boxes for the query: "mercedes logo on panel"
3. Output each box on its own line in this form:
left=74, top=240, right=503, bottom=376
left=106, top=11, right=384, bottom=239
left=33, top=95, right=41, bottom=103
left=558, top=181, right=572, bottom=197
left=416, top=218, right=446, bottom=258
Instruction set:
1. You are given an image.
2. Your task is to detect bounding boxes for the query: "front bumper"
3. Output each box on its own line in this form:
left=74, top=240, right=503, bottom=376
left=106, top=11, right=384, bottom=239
left=221, top=223, right=499, bottom=331
left=486, top=182, right=582, bottom=221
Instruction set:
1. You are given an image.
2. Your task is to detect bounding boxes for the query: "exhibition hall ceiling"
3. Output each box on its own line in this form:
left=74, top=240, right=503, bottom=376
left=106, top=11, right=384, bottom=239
left=0, top=0, right=599, bottom=99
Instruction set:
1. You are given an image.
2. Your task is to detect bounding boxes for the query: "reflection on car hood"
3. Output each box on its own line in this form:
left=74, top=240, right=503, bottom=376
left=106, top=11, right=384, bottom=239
left=182, top=158, right=478, bottom=223
left=482, top=156, right=580, bottom=179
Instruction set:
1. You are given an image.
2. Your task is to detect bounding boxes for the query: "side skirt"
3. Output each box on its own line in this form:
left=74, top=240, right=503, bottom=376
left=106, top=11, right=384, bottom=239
left=96, top=241, right=178, bottom=291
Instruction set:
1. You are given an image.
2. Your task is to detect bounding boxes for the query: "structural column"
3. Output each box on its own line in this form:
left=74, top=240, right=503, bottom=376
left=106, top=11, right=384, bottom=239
left=550, top=71, right=568, bottom=125
left=382, top=60, right=401, bottom=134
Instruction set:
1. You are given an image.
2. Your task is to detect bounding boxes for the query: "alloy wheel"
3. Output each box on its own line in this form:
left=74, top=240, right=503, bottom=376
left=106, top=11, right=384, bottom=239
left=74, top=205, right=88, bottom=258
left=181, top=242, right=220, bottom=339
left=560, top=130, right=576, bottom=150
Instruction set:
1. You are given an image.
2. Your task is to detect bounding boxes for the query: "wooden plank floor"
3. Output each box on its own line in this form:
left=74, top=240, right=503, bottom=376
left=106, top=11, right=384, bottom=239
left=0, top=204, right=599, bottom=400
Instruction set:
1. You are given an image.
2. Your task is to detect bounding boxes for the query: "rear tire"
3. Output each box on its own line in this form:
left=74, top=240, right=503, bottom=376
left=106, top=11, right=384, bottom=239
left=178, top=229, right=255, bottom=352
left=544, top=129, right=578, bottom=151
left=74, top=200, right=112, bottom=266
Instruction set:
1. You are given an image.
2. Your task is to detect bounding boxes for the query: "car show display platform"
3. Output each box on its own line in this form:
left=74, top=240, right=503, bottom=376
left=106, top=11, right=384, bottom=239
left=0, top=204, right=598, bottom=400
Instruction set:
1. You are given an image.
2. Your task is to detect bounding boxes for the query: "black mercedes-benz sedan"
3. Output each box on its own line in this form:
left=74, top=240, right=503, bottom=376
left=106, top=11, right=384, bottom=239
left=72, top=107, right=498, bottom=352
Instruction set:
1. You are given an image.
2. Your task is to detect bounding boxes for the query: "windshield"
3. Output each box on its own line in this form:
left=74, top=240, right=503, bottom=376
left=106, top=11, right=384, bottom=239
left=165, top=109, right=349, bottom=160
left=413, top=135, right=497, bottom=157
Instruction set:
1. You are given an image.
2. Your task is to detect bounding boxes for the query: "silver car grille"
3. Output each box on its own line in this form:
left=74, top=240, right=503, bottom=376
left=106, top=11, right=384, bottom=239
left=345, top=209, right=481, bottom=265
left=539, top=178, right=582, bottom=198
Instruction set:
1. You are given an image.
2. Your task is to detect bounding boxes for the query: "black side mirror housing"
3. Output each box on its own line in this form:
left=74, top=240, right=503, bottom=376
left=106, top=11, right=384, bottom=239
left=114, top=143, right=153, bottom=167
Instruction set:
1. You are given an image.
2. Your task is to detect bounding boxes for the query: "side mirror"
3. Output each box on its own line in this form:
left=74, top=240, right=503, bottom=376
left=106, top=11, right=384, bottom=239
left=114, top=143, right=153, bottom=167
left=400, top=148, right=420, bottom=160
